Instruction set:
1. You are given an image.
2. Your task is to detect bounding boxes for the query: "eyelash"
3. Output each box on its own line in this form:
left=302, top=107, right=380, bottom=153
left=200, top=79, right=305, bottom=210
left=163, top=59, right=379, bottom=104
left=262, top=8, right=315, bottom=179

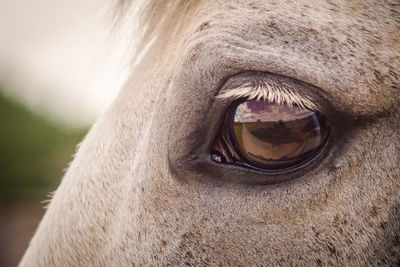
left=216, top=71, right=321, bottom=111
left=217, top=82, right=318, bottom=111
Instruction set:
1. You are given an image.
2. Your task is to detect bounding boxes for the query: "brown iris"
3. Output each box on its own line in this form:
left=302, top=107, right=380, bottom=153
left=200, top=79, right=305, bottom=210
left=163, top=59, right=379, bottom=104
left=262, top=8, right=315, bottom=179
left=212, top=100, right=330, bottom=172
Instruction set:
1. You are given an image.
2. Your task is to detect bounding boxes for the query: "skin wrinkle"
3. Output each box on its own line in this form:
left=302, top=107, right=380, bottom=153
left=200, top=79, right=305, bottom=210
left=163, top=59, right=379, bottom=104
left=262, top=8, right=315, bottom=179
left=182, top=6, right=399, bottom=115
left=20, top=0, right=400, bottom=266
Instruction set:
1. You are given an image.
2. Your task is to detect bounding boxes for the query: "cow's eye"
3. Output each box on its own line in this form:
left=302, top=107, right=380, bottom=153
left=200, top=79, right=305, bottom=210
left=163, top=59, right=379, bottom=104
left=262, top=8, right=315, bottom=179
left=211, top=100, right=330, bottom=173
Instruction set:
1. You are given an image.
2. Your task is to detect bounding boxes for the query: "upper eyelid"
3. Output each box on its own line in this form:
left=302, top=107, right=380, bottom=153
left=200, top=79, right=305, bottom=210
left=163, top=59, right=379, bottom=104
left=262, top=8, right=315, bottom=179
left=216, top=76, right=319, bottom=111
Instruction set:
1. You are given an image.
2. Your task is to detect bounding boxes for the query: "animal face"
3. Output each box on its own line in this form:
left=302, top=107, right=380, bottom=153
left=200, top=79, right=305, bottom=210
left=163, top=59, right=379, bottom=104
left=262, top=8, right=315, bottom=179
left=21, top=0, right=400, bottom=265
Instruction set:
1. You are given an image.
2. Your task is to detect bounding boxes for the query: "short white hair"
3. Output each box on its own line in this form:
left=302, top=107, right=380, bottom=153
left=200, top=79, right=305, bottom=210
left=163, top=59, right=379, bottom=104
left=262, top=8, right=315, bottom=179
left=218, top=79, right=318, bottom=110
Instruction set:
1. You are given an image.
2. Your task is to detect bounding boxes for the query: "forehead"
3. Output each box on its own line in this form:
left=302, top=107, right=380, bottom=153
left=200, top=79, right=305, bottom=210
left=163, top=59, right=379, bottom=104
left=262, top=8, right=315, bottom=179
left=167, top=0, right=399, bottom=115
left=204, top=0, right=399, bottom=35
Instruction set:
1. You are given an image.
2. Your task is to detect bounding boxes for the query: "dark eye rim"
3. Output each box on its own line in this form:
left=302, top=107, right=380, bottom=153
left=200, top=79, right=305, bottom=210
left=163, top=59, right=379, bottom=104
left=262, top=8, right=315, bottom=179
left=170, top=71, right=347, bottom=186
left=215, top=98, right=331, bottom=174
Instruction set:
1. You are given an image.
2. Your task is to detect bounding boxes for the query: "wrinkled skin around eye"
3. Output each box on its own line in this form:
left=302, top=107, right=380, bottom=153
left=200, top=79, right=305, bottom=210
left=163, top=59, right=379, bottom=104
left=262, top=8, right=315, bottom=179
left=215, top=100, right=330, bottom=171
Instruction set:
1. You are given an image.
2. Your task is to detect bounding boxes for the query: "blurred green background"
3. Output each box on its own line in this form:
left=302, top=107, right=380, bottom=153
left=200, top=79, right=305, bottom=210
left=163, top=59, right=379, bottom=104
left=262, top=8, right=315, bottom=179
left=0, top=89, right=88, bottom=266
left=0, top=1, right=125, bottom=265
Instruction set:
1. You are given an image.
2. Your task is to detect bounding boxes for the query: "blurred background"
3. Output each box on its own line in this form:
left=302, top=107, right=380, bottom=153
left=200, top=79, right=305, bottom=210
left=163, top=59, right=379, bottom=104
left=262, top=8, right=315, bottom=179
left=0, top=0, right=131, bottom=265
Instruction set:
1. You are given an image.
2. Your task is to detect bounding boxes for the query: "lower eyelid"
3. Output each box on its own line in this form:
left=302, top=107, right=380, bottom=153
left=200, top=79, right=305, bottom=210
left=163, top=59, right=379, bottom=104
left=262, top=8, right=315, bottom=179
left=186, top=142, right=331, bottom=185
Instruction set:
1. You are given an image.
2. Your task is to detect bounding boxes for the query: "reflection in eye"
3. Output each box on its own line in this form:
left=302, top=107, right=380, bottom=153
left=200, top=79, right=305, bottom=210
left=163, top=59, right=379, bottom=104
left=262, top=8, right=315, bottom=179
left=212, top=100, right=330, bottom=172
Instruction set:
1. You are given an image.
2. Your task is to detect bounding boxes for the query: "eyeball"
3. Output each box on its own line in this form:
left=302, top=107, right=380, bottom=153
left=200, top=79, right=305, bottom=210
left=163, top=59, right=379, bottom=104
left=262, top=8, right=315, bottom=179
left=212, top=100, right=330, bottom=173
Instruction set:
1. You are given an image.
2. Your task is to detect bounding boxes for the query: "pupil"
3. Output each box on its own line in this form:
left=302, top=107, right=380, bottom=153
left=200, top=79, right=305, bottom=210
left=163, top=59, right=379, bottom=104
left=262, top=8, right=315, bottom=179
left=231, top=100, right=328, bottom=170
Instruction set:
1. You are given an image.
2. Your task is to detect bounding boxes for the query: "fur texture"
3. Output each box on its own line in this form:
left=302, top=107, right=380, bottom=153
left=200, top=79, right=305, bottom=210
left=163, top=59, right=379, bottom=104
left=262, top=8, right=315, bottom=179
left=21, top=0, right=400, bottom=266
